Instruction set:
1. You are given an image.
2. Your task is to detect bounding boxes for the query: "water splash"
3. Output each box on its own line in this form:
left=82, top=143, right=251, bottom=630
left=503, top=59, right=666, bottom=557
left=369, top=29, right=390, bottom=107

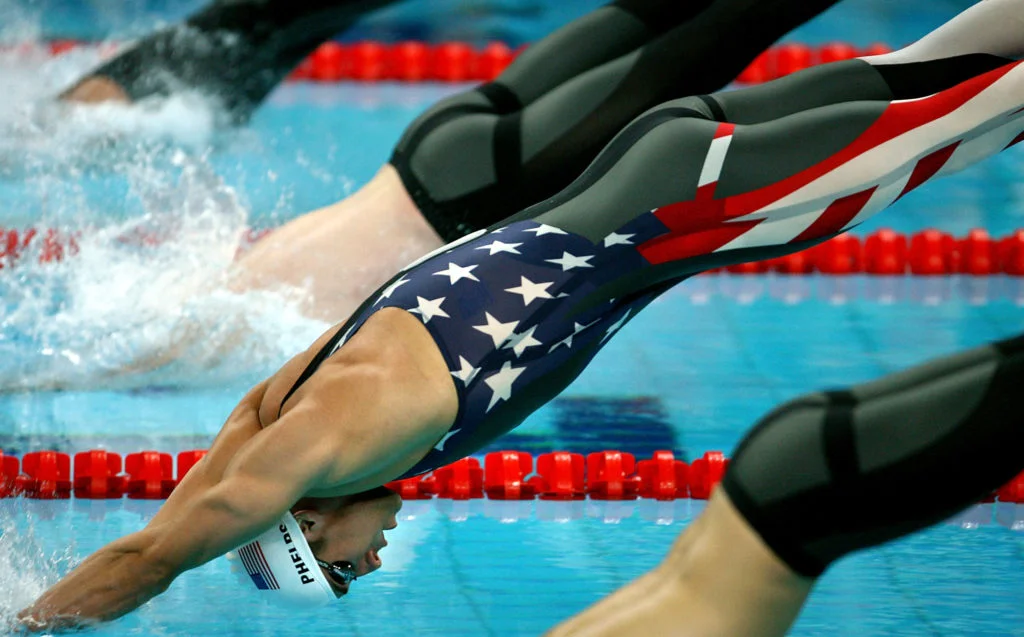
left=0, top=148, right=327, bottom=391
left=0, top=32, right=327, bottom=391
left=0, top=502, right=76, bottom=633
left=0, top=43, right=221, bottom=185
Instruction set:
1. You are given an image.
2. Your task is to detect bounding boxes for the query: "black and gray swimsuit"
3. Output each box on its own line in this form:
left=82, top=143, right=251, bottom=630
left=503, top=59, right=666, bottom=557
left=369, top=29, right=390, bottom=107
left=290, top=56, right=1024, bottom=483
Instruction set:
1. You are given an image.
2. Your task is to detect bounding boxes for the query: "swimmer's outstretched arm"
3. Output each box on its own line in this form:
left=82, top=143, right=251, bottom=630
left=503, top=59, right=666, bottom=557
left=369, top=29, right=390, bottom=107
left=17, top=310, right=457, bottom=631
left=549, top=334, right=1024, bottom=637
left=63, top=0, right=399, bottom=120
left=16, top=396, right=339, bottom=630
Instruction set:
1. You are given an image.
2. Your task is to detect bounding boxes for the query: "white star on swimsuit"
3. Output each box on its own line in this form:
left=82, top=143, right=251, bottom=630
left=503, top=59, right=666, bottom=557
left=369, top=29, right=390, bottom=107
left=375, top=276, right=409, bottom=304
left=433, top=262, right=479, bottom=285
left=402, top=229, right=485, bottom=271
left=502, top=325, right=543, bottom=357
left=473, top=312, right=520, bottom=348
left=451, top=356, right=480, bottom=385
left=409, top=296, right=450, bottom=324
left=484, top=361, right=526, bottom=411
left=545, top=251, right=594, bottom=271
left=601, top=310, right=632, bottom=343
left=603, top=232, right=635, bottom=247
left=475, top=240, right=523, bottom=255
left=548, top=320, right=599, bottom=352
left=525, top=223, right=568, bottom=236
left=434, top=429, right=461, bottom=451
left=505, top=276, right=554, bottom=305
left=328, top=325, right=357, bottom=356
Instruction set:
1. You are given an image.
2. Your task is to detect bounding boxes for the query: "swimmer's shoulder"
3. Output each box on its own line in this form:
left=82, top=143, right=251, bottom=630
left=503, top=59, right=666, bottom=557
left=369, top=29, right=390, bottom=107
left=258, top=308, right=451, bottom=427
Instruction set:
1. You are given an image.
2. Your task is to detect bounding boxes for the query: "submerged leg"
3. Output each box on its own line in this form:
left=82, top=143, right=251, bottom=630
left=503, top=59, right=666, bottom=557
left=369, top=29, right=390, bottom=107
left=551, top=333, right=1024, bottom=637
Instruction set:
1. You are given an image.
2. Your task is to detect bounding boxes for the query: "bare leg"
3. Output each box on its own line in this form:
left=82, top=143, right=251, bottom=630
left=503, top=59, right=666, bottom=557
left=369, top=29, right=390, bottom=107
left=227, top=165, right=443, bottom=321
left=552, top=330, right=1024, bottom=636
left=59, top=77, right=129, bottom=104
left=547, top=489, right=813, bottom=637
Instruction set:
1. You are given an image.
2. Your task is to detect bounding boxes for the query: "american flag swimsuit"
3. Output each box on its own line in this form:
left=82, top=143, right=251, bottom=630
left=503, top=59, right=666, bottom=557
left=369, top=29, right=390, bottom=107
left=287, top=57, right=1024, bottom=478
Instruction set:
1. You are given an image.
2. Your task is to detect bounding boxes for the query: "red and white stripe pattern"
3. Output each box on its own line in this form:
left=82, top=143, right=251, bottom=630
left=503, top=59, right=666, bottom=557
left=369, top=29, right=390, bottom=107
left=638, top=60, right=1024, bottom=265
left=237, top=542, right=281, bottom=590
left=696, top=123, right=735, bottom=191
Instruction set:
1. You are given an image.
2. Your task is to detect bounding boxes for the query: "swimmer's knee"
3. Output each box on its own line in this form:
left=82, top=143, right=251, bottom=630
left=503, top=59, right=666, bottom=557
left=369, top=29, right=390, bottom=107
left=720, top=390, right=846, bottom=578
left=633, top=95, right=721, bottom=122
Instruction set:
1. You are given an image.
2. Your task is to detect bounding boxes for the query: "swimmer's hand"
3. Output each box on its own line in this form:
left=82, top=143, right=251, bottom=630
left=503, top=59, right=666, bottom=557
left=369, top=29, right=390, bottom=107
left=14, top=530, right=173, bottom=632
left=14, top=387, right=345, bottom=630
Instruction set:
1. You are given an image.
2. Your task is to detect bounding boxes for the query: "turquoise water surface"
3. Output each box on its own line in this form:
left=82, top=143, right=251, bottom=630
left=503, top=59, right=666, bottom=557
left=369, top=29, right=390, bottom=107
left=1, top=0, right=1023, bottom=635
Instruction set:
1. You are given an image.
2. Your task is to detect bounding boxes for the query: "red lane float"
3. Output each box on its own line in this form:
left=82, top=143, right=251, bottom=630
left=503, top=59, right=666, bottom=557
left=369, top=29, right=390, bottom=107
left=999, top=230, right=1024, bottom=275
left=3, top=448, right=1023, bottom=505
left=20, top=451, right=72, bottom=499
left=73, top=450, right=125, bottom=499
left=1, top=452, right=21, bottom=497
left=34, top=39, right=894, bottom=85
left=998, top=470, right=1024, bottom=504
left=483, top=450, right=536, bottom=500
left=587, top=450, right=639, bottom=500
left=864, top=228, right=907, bottom=275
left=125, top=451, right=176, bottom=499
left=688, top=451, right=729, bottom=500
left=176, top=450, right=206, bottom=482
left=6, top=225, right=1024, bottom=277
left=637, top=450, right=689, bottom=500
left=431, top=457, right=484, bottom=500
left=534, top=451, right=587, bottom=500
left=735, top=42, right=894, bottom=84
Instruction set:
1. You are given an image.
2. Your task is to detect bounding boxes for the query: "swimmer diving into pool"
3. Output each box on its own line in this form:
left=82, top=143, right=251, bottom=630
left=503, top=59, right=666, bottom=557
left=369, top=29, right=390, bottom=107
left=64, top=0, right=848, bottom=323
left=20, top=0, right=1024, bottom=632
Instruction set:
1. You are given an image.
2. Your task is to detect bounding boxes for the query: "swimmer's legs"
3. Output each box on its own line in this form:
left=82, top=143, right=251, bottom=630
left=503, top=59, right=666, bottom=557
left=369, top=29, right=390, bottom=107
left=722, top=333, right=1024, bottom=576
left=551, top=334, right=1024, bottom=637
left=392, top=0, right=844, bottom=239
left=862, top=0, right=1024, bottom=65
left=395, top=0, right=1024, bottom=240
left=232, top=0, right=840, bottom=312
left=528, top=59, right=1024, bottom=281
left=228, top=165, right=443, bottom=321
left=547, top=489, right=813, bottom=637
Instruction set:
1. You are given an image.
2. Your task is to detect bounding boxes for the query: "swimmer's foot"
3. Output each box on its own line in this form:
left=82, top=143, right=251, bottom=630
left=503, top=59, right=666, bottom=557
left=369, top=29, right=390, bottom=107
left=60, top=76, right=130, bottom=104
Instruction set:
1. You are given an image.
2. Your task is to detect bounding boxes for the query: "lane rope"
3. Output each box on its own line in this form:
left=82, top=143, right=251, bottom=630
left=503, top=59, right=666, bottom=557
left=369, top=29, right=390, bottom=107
left=2, top=227, right=1020, bottom=277
left=2, top=448, right=1022, bottom=504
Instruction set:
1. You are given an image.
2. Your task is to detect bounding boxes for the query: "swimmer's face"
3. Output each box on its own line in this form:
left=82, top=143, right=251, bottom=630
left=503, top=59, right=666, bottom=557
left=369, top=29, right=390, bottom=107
left=293, top=487, right=402, bottom=596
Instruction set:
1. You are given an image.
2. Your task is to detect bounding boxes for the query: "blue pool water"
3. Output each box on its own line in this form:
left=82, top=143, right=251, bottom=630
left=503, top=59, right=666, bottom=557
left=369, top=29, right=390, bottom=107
left=1, top=0, right=1024, bottom=634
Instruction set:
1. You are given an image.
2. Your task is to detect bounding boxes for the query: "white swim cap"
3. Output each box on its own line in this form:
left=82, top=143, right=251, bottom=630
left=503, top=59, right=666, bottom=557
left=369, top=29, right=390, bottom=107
left=227, top=512, right=335, bottom=608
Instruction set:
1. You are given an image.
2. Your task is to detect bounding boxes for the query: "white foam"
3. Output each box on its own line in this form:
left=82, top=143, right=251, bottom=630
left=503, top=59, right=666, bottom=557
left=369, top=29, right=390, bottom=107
left=0, top=504, right=75, bottom=633
left=0, top=149, right=328, bottom=390
left=0, top=30, right=329, bottom=390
